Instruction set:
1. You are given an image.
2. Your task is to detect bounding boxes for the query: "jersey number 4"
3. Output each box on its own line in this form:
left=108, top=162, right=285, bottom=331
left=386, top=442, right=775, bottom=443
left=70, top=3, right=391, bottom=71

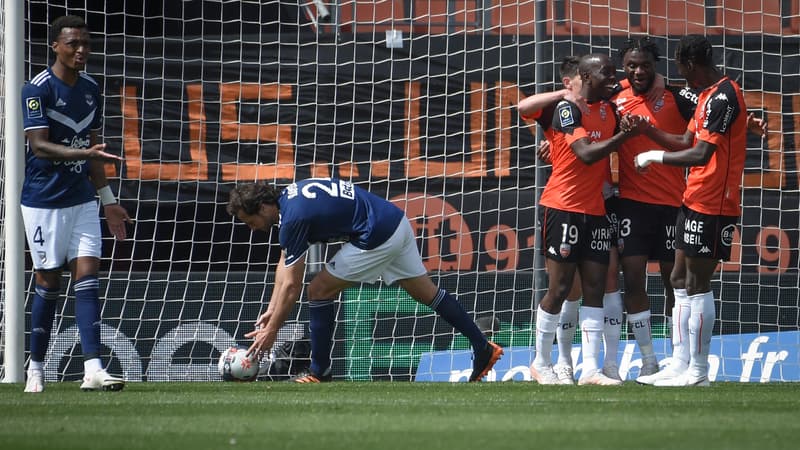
left=33, top=226, right=45, bottom=246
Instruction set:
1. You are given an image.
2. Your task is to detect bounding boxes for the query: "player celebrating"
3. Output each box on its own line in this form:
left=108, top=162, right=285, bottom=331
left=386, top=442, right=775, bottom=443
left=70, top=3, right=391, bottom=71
left=21, top=16, right=131, bottom=392
left=527, top=54, right=640, bottom=386
left=634, top=35, right=751, bottom=386
left=519, top=56, right=585, bottom=384
left=612, top=36, right=698, bottom=377
left=227, top=178, right=503, bottom=382
left=520, top=56, right=658, bottom=384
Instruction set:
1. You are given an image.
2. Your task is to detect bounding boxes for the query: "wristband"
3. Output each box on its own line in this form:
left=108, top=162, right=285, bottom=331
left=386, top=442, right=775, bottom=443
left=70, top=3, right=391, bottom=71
left=635, top=150, right=665, bottom=169
left=97, top=185, right=117, bottom=206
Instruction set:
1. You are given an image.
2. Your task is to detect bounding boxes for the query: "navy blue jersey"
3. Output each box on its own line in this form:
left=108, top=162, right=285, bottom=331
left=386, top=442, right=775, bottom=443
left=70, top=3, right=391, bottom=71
left=21, top=69, right=103, bottom=208
left=277, top=178, right=406, bottom=266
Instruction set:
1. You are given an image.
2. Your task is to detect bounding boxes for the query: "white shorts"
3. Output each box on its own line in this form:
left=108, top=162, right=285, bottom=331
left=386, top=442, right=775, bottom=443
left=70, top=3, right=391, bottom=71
left=21, top=201, right=102, bottom=271
left=326, top=219, right=428, bottom=285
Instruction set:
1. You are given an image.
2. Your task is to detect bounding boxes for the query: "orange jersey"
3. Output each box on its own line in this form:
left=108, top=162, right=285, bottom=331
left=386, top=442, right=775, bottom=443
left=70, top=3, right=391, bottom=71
left=613, top=84, right=695, bottom=207
left=538, top=99, right=617, bottom=215
left=685, top=77, right=747, bottom=216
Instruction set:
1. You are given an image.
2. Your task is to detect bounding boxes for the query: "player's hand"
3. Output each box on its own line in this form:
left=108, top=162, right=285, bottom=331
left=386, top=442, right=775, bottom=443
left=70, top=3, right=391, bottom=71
left=746, top=112, right=767, bottom=138
left=621, top=114, right=646, bottom=134
left=244, top=328, right=274, bottom=358
left=635, top=150, right=665, bottom=171
left=537, top=140, right=552, bottom=164
left=245, top=310, right=274, bottom=357
left=646, top=73, right=666, bottom=105
left=103, top=203, right=132, bottom=241
left=86, top=144, right=124, bottom=161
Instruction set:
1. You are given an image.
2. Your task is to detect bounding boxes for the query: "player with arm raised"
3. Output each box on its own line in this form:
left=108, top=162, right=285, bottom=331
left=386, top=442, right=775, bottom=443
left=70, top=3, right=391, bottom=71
left=528, top=54, right=640, bottom=386
left=21, top=16, right=131, bottom=393
left=633, top=35, right=750, bottom=386
left=228, top=178, right=503, bottom=382
left=519, top=56, right=586, bottom=385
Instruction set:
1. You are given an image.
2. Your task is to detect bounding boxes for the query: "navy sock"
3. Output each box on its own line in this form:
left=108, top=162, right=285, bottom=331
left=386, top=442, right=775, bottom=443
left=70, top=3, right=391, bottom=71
left=74, top=276, right=102, bottom=360
left=430, top=289, right=488, bottom=351
left=308, top=300, right=336, bottom=376
left=30, top=285, right=60, bottom=362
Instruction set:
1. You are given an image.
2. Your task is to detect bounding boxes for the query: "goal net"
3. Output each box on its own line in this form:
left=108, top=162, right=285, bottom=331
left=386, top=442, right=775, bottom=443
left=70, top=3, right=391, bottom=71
left=1, top=0, right=798, bottom=383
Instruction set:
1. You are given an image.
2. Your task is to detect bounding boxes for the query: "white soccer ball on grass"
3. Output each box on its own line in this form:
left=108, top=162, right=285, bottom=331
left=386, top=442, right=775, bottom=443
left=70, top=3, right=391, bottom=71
left=218, top=346, right=260, bottom=381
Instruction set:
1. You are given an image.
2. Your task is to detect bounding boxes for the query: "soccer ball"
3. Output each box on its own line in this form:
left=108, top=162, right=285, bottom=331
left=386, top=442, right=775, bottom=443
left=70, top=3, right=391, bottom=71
left=218, top=346, right=260, bottom=381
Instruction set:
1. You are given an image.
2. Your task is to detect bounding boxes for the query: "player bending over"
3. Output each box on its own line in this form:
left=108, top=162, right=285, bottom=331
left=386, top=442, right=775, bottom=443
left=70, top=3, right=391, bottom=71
left=227, top=178, right=503, bottom=382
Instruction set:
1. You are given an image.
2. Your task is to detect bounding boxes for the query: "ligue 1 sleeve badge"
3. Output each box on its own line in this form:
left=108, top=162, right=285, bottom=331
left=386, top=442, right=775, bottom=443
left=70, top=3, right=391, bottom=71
left=26, top=97, right=42, bottom=118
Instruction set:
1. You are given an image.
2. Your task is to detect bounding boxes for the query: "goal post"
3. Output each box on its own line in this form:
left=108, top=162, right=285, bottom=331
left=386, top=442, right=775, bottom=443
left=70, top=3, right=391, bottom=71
left=1, top=0, right=798, bottom=383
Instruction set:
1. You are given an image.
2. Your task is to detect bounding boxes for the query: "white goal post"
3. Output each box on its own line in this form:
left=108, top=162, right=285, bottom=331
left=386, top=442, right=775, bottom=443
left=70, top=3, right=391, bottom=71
left=1, top=0, right=798, bottom=383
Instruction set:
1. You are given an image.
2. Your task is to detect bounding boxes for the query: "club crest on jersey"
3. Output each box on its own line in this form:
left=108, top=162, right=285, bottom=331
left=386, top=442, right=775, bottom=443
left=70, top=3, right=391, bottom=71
left=26, top=97, right=42, bottom=118
left=558, top=105, right=574, bottom=127
left=85, top=94, right=94, bottom=106
left=559, top=243, right=571, bottom=258
left=653, top=97, right=664, bottom=112
left=720, top=224, right=736, bottom=246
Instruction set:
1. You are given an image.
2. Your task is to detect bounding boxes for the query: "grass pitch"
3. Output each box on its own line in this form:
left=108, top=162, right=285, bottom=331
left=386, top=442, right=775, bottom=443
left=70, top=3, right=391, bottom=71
left=0, top=381, right=797, bottom=450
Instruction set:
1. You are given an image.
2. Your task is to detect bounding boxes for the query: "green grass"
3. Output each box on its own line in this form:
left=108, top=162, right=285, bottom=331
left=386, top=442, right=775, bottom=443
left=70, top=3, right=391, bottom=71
left=0, top=382, right=798, bottom=450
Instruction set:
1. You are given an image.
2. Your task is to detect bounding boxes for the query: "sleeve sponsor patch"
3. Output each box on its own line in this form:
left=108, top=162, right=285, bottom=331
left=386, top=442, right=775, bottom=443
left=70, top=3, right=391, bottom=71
left=558, top=104, right=575, bottom=127
left=26, top=97, right=43, bottom=119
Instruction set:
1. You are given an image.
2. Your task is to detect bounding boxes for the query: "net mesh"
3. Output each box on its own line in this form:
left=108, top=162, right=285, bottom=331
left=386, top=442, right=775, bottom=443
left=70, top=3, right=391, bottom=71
left=0, top=0, right=798, bottom=382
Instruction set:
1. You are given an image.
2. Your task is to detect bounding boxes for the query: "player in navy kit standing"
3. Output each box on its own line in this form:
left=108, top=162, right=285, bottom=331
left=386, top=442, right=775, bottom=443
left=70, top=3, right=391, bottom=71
left=227, top=178, right=503, bottom=382
left=20, top=16, right=131, bottom=392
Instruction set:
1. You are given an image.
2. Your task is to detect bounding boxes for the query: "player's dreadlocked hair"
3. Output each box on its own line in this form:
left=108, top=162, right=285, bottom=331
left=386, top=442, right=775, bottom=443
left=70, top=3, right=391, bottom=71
left=619, top=35, right=661, bottom=62
left=227, top=182, right=282, bottom=216
left=559, top=55, right=581, bottom=79
left=50, top=15, right=88, bottom=44
left=675, top=34, right=714, bottom=67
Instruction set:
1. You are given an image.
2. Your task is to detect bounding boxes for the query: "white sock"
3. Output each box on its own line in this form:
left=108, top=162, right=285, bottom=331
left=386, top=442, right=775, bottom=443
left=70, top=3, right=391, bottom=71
left=602, top=291, right=623, bottom=368
left=580, top=306, right=605, bottom=377
left=666, top=315, right=673, bottom=339
left=627, top=310, right=656, bottom=365
left=29, top=360, right=44, bottom=372
left=672, top=289, right=691, bottom=368
left=557, top=300, right=579, bottom=367
left=84, top=358, right=103, bottom=375
left=534, top=306, right=560, bottom=368
left=688, top=291, right=715, bottom=378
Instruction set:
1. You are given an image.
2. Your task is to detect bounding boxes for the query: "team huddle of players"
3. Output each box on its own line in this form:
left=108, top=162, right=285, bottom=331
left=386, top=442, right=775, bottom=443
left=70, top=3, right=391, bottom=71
left=517, top=35, right=764, bottom=386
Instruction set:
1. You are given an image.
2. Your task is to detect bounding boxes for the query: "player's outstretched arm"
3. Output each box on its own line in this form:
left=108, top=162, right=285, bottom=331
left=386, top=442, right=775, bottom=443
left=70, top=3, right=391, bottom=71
left=636, top=140, right=717, bottom=170
left=570, top=115, right=641, bottom=164
left=26, top=129, right=123, bottom=162
left=246, top=252, right=305, bottom=356
left=641, top=122, right=694, bottom=151
left=518, top=89, right=570, bottom=118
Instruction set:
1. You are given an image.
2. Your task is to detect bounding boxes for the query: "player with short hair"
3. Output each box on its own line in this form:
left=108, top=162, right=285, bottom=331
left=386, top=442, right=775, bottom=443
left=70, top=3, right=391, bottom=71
left=227, top=178, right=503, bottom=382
left=519, top=56, right=585, bottom=384
left=21, top=15, right=131, bottom=392
left=634, top=35, right=751, bottom=386
left=526, top=54, right=640, bottom=386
